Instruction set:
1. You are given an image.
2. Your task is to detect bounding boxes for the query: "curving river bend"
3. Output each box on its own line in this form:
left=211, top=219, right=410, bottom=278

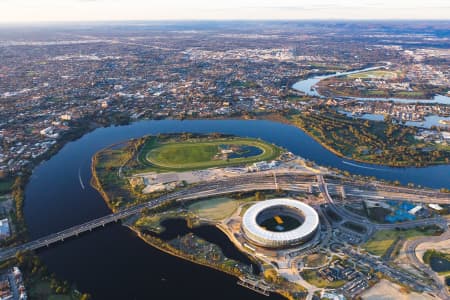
left=24, top=120, right=450, bottom=299
left=292, top=66, right=450, bottom=104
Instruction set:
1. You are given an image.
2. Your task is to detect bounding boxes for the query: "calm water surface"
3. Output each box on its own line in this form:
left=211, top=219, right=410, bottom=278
left=25, top=120, right=450, bottom=299
left=292, top=67, right=450, bottom=104
left=430, top=256, right=450, bottom=273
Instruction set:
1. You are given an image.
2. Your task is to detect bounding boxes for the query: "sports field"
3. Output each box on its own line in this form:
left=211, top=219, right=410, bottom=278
left=141, top=137, right=281, bottom=171
left=347, top=70, right=400, bottom=80
left=259, top=215, right=302, bottom=232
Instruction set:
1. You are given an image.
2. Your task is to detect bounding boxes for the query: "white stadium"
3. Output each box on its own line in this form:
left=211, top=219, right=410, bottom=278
left=241, top=198, right=319, bottom=248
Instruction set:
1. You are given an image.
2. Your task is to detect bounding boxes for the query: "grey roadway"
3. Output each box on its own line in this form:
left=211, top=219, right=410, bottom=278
left=1, top=171, right=449, bottom=266
left=319, top=174, right=450, bottom=298
left=0, top=172, right=302, bottom=261
left=405, top=230, right=450, bottom=300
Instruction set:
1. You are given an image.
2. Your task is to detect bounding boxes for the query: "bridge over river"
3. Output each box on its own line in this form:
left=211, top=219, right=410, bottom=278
left=1, top=172, right=449, bottom=262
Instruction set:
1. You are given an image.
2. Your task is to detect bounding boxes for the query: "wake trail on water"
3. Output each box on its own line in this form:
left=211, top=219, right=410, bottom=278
left=78, top=167, right=85, bottom=190
left=342, top=160, right=385, bottom=171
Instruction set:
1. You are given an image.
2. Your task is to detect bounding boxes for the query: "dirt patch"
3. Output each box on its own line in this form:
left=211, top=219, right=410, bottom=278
left=415, top=239, right=450, bottom=264
left=362, top=279, right=434, bottom=300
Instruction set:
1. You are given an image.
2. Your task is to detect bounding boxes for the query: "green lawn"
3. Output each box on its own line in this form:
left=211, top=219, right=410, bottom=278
left=143, top=138, right=281, bottom=171
left=396, top=91, right=426, bottom=97
left=188, top=197, right=241, bottom=221
left=301, top=269, right=346, bottom=288
left=347, top=70, right=399, bottom=80
left=363, top=227, right=441, bottom=256
left=304, top=253, right=328, bottom=268
left=28, top=280, right=82, bottom=300
left=93, top=135, right=282, bottom=210
left=0, top=178, right=13, bottom=195
left=150, top=143, right=218, bottom=166
left=239, top=202, right=255, bottom=217
left=135, top=210, right=189, bottom=233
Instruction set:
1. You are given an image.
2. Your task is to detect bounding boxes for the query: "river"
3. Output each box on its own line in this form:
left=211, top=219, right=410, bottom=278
left=144, top=218, right=260, bottom=274
left=339, top=110, right=450, bottom=129
left=24, top=120, right=450, bottom=299
left=292, top=66, right=450, bottom=105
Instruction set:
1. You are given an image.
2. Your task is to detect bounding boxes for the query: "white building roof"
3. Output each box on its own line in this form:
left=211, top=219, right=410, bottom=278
left=242, top=198, right=319, bottom=243
left=429, top=204, right=443, bottom=211
left=408, top=205, right=423, bottom=215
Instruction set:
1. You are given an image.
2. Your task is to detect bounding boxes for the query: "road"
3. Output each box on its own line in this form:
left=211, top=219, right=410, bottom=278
left=1, top=171, right=449, bottom=269
left=404, top=230, right=450, bottom=300
left=328, top=175, right=450, bottom=205
left=319, top=175, right=448, bottom=233
left=342, top=246, right=432, bottom=294
left=318, top=174, right=450, bottom=298
left=0, top=172, right=311, bottom=261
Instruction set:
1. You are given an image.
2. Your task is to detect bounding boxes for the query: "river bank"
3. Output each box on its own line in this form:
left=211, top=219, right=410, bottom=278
left=255, top=112, right=450, bottom=168
left=90, top=137, right=305, bottom=299
left=127, top=224, right=243, bottom=278
left=282, top=111, right=449, bottom=168
left=22, top=119, right=450, bottom=299
left=292, top=65, right=450, bottom=104
left=90, top=140, right=247, bottom=276
left=292, top=120, right=448, bottom=168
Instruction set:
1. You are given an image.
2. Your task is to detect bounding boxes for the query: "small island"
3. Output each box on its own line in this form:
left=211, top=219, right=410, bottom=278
left=91, top=133, right=450, bottom=300
left=92, top=133, right=308, bottom=298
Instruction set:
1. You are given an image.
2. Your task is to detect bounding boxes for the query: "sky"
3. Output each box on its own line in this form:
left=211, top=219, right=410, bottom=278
left=0, top=0, right=449, bottom=23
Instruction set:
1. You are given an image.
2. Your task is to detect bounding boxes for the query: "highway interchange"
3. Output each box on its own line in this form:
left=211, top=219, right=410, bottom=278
left=1, top=170, right=450, bottom=298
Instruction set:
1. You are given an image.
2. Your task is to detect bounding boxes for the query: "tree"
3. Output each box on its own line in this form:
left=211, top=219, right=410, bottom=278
left=80, top=294, right=91, bottom=300
left=255, top=191, right=264, bottom=201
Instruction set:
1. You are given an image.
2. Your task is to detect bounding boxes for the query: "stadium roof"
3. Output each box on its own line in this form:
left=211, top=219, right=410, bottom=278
left=242, top=198, right=319, bottom=243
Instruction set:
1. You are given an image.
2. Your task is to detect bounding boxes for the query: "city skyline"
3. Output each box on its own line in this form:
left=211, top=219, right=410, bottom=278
left=0, top=0, right=449, bottom=23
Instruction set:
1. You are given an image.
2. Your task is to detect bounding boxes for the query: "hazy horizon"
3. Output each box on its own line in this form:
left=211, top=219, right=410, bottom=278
left=0, top=0, right=449, bottom=24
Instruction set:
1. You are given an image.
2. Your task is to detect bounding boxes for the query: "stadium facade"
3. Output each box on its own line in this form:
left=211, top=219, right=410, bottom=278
left=241, top=198, right=319, bottom=248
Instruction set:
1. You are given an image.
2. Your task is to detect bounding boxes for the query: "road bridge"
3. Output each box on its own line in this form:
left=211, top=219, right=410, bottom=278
left=1, top=172, right=449, bottom=263
left=0, top=175, right=284, bottom=261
